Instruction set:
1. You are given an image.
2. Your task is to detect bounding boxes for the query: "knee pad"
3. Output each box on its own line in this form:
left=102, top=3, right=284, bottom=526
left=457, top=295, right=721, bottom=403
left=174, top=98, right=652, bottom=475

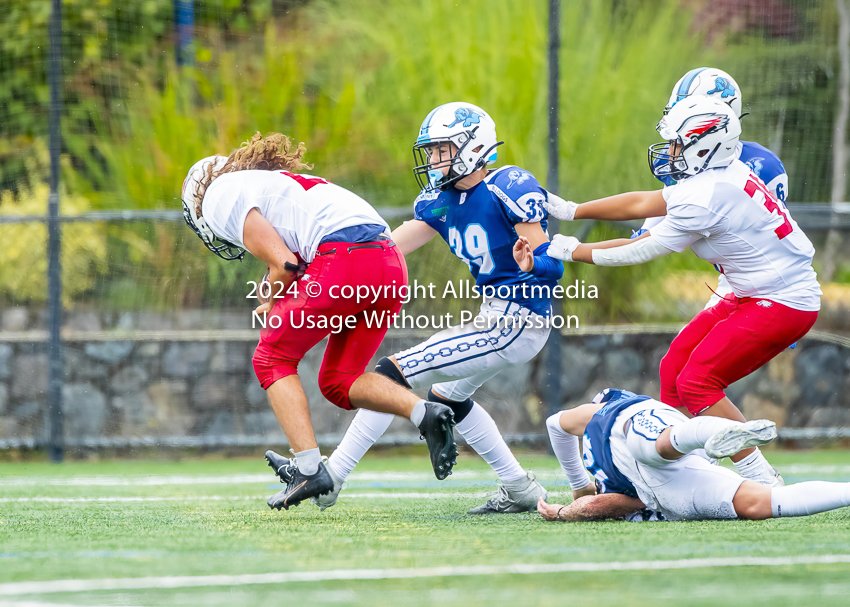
left=374, top=357, right=411, bottom=388
left=427, top=388, right=474, bottom=423
left=626, top=408, right=680, bottom=467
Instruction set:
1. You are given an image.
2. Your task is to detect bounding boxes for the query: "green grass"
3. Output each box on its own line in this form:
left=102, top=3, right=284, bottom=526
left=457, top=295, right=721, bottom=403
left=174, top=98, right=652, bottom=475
left=1, top=449, right=850, bottom=606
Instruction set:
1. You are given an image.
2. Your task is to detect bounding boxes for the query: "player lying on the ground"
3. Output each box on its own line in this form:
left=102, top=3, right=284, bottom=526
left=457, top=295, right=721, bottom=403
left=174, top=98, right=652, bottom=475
left=269, top=102, right=564, bottom=514
left=180, top=133, right=458, bottom=510
left=640, top=67, right=789, bottom=310
left=544, top=97, right=821, bottom=487
left=538, top=388, right=850, bottom=522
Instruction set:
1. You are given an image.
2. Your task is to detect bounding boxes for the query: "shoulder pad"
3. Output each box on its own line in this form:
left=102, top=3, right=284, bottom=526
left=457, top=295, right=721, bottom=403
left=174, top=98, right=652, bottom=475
left=485, top=166, right=546, bottom=223
left=739, top=140, right=786, bottom=184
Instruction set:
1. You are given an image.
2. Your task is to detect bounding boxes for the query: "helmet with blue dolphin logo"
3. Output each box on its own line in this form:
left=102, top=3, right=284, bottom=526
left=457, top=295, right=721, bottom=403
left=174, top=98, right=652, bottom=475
left=413, top=101, right=502, bottom=191
left=665, top=67, right=742, bottom=118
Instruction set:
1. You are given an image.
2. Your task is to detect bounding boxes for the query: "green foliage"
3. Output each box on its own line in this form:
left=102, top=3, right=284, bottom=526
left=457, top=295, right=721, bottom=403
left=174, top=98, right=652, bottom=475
left=314, top=0, right=707, bottom=203
left=2, top=0, right=843, bottom=318
left=305, top=0, right=710, bottom=322
left=719, top=0, right=838, bottom=203
left=0, top=153, right=107, bottom=305
left=0, top=0, right=280, bottom=194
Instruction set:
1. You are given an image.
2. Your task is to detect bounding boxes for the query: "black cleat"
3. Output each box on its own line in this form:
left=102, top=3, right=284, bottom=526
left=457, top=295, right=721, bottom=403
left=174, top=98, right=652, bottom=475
left=418, top=402, right=458, bottom=480
left=267, top=461, right=334, bottom=511
left=265, top=450, right=296, bottom=485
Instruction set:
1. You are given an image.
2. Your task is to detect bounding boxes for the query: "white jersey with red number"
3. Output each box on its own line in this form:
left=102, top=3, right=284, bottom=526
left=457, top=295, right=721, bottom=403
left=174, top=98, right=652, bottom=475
left=202, top=170, right=389, bottom=263
left=650, top=159, right=821, bottom=311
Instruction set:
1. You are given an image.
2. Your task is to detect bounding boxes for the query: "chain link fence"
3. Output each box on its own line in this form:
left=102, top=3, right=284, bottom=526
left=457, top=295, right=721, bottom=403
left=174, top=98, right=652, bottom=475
left=2, top=0, right=850, bottom=453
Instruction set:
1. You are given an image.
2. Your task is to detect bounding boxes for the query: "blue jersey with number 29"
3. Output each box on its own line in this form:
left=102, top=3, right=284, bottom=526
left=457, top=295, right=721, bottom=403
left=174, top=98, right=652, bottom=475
left=413, top=165, right=560, bottom=316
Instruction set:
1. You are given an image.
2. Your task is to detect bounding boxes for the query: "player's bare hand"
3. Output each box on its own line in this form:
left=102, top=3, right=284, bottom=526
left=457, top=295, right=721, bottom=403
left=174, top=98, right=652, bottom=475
left=543, top=192, right=578, bottom=221
left=258, top=270, right=271, bottom=305
left=253, top=301, right=272, bottom=316
left=537, top=496, right=565, bottom=521
left=572, top=481, right=597, bottom=500
left=513, top=235, right=535, bottom=272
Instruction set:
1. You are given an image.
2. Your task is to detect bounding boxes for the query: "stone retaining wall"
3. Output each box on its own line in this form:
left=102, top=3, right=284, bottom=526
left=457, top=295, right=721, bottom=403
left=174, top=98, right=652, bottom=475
left=1, top=320, right=848, bottom=446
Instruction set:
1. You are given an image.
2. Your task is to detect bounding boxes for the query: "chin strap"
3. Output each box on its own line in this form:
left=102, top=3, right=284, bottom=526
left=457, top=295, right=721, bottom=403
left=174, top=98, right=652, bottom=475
left=473, top=141, right=505, bottom=171
left=695, top=141, right=723, bottom=174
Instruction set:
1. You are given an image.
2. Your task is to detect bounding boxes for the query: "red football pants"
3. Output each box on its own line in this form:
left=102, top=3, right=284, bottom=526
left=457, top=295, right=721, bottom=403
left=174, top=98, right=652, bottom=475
left=252, top=240, right=407, bottom=410
left=659, top=296, right=817, bottom=415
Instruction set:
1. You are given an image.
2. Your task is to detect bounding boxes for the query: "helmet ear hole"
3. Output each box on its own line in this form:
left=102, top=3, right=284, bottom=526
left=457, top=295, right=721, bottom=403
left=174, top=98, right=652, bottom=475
left=697, top=149, right=710, bottom=158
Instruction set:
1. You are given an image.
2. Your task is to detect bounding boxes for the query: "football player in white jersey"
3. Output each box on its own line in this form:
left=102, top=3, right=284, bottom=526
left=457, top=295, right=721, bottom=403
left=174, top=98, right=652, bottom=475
left=539, top=388, right=850, bottom=522
left=639, top=67, right=790, bottom=309
left=544, top=98, right=821, bottom=487
left=181, top=132, right=458, bottom=510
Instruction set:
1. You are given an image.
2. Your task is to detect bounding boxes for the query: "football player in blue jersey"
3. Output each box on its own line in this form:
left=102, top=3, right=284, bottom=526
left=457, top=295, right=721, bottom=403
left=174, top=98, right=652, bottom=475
left=271, top=101, right=565, bottom=514
left=539, top=388, right=850, bottom=522
left=638, top=67, right=789, bottom=308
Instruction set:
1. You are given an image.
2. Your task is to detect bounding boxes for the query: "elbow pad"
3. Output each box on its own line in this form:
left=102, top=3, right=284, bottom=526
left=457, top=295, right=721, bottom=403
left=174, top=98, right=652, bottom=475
left=530, top=242, right=564, bottom=281
left=591, top=235, right=673, bottom=267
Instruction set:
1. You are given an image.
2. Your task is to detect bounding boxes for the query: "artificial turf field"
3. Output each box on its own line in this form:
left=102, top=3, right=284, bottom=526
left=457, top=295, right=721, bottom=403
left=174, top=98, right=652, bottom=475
left=0, top=448, right=849, bottom=606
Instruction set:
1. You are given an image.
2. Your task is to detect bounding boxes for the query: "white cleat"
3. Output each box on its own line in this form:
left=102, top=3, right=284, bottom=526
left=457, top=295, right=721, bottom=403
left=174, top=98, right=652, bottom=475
left=705, top=420, right=777, bottom=460
left=467, top=472, right=548, bottom=514
left=767, top=466, right=785, bottom=487
left=310, top=458, right=345, bottom=511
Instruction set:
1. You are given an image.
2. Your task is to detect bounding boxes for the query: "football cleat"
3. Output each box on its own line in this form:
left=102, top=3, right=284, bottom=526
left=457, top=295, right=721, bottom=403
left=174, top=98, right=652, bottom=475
left=467, top=472, right=547, bottom=515
left=767, top=466, right=785, bottom=487
left=267, top=461, right=334, bottom=511
left=418, top=402, right=458, bottom=480
left=265, top=450, right=296, bottom=485
left=310, top=457, right=345, bottom=511
left=626, top=509, right=666, bottom=522
left=705, top=420, right=777, bottom=460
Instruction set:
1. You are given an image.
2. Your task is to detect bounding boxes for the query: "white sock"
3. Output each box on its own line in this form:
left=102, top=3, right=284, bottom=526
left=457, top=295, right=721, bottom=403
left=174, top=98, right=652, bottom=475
left=771, top=482, right=850, bottom=518
left=546, top=412, right=591, bottom=490
left=457, top=403, right=526, bottom=483
left=326, top=409, right=393, bottom=481
left=410, top=400, right=427, bottom=427
left=733, top=447, right=775, bottom=484
left=670, top=416, right=739, bottom=455
left=294, top=447, right=321, bottom=476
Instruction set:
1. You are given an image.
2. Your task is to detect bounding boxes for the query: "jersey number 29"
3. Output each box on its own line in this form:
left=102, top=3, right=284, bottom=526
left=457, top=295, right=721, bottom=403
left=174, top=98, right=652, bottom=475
left=448, top=225, right=495, bottom=275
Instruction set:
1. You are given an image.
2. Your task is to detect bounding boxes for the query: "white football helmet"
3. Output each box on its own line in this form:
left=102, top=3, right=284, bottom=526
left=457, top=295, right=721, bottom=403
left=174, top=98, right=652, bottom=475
left=665, top=67, right=742, bottom=118
left=180, top=155, right=245, bottom=261
left=649, top=97, right=741, bottom=182
left=413, top=102, right=503, bottom=191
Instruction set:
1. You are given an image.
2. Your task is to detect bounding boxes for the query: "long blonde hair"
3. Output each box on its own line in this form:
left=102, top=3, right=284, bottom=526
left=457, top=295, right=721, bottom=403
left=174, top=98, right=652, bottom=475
left=193, top=132, right=313, bottom=215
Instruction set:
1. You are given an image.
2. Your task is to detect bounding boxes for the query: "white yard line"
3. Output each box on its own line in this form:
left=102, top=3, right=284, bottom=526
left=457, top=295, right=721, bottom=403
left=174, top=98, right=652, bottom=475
left=2, top=602, right=135, bottom=607
left=3, top=464, right=847, bottom=488
left=0, top=471, right=499, bottom=487
left=0, top=492, right=541, bottom=503
left=1, top=555, right=849, bottom=597
left=776, top=465, right=850, bottom=474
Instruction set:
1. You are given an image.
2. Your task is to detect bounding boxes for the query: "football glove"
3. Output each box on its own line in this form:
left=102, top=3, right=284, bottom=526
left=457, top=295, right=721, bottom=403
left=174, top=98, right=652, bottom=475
left=548, top=234, right=581, bottom=262
left=543, top=193, right=579, bottom=222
